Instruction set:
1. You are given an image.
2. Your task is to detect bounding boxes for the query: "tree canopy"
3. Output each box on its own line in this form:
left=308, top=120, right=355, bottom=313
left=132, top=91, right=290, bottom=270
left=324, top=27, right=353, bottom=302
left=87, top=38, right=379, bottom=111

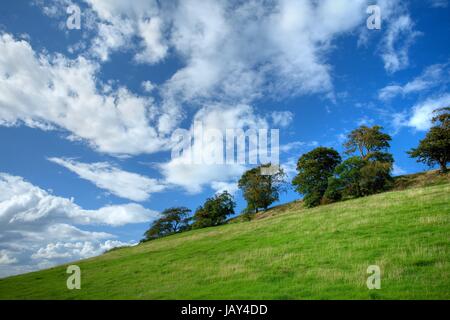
left=292, top=147, right=341, bottom=207
left=344, top=125, right=391, bottom=160
left=143, top=207, right=191, bottom=241
left=238, top=163, right=286, bottom=213
left=192, top=191, right=236, bottom=229
left=408, top=107, right=450, bottom=173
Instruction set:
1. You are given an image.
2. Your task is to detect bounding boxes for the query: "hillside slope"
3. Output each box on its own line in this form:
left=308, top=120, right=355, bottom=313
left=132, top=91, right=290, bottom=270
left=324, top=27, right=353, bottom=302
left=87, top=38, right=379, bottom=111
left=0, top=175, right=449, bottom=299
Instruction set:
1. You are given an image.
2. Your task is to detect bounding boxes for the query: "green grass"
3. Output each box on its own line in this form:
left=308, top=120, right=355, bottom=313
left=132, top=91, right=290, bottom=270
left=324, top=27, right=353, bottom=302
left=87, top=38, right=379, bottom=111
left=0, top=178, right=449, bottom=299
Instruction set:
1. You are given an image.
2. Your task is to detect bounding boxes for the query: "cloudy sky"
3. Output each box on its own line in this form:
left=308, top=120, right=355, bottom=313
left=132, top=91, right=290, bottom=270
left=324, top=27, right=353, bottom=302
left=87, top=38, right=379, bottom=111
left=0, top=0, right=449, bottom=277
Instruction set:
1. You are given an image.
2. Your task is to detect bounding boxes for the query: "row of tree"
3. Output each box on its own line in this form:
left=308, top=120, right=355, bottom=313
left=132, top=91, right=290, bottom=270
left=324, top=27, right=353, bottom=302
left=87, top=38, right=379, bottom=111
left=142, top=107, right=449, bottom=241
left=142, top=191, right=236, bottom=241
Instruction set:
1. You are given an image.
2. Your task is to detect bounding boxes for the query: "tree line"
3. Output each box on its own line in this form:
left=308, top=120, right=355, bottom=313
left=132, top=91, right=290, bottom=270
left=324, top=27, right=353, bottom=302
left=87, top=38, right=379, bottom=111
left=142, top=107, right=449, bottom=241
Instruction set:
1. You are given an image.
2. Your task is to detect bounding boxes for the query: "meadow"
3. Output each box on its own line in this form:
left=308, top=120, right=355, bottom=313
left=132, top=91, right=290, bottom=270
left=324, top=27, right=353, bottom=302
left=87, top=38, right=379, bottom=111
left=0, top=172, right=449, bottom=299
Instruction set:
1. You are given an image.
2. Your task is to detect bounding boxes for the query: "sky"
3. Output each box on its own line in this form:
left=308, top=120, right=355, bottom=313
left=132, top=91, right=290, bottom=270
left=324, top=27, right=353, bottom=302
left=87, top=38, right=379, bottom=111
left=0, top=0, right=449, bottom=277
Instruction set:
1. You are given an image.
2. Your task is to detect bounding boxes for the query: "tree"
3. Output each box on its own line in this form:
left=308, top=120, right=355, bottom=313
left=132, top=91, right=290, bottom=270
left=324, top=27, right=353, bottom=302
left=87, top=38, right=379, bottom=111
left=238, top=163, right=286, bottom=213
left=359, top=152, right=393, bottom=194
left=344, top=125, right=392, bottom=160
left=143, top=207, right=191, bottom=241
left=324, top=153, right=394, bottom=201
left=292, top=147, right=341, bottom=207
left=192, top=191, right=236, bottom=229
left=408, top=107, right=450, bottom=173
left=326, top=156, right=366, bottom=199
left=341, top=125, right=394, bottom=196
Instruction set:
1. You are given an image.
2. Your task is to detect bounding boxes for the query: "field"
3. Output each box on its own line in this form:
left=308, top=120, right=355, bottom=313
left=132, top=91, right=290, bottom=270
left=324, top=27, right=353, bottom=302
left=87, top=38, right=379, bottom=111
left=0, top=172, right=449, bottom=299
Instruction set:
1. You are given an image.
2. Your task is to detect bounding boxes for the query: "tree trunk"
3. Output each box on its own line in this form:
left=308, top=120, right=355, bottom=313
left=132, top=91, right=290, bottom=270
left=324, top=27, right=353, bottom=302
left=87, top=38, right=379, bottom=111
left=439, top=161, right=448, bottom=174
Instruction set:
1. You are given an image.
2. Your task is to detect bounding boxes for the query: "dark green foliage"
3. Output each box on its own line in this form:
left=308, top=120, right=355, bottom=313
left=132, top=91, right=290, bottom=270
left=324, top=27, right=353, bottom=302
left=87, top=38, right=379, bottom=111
left=408, top=107, right=450, bottom=173
left=323, top=125, right=394, bottom=201
left=192, top=191, right=236, bottom=229
left=292, top=147, right=341, bottom=207
left=143, top=207, right=191, bottom=241
left=325, top=153, right=394, bottom=201
left=327, top=156, right=366, bottom=199
left=238, top=163, right=286, bottom=213
left=322, top=176, right=343, bottom=204
left=359, top=156, right=393, bottom=195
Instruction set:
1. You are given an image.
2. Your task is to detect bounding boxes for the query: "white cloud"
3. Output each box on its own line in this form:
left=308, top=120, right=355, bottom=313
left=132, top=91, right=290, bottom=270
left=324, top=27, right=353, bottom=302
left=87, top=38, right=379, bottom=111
left=271, top=111, right=294, bottom=128
left=48, top=158, right=166, bottom=202
left=392, top=93, right=450, bottom=131
left=135, top=17, right=168, bottom=64
left=407, top=94, right=450, bottom=131
left=31, top=240, right=135, bottom=261
left=0, top=33, right=167, bottom=156
left=0, top=172, right=158, bottom=277
left=380, top=15, right=421, bottom=73
left=0, top=250, right=17, bottom=265
left=379, top=63, right=449, bottom=100
left=142, top=80, right=156, bottom=93
left=16, top=1, right=414, bottom=159
left=0, top=173, right=158, bottom=227
left=40, top=1, right=383, bottom=123
left=84, top=0, right=165, bottom=63
left=210, top=181, right=239, bottom=195
left=160, top=104, right=267, bottom=193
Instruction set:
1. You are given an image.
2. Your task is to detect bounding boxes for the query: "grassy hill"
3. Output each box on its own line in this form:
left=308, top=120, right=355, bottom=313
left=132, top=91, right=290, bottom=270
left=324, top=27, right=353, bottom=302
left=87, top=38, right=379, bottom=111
left=0, top=171, right=449, bottom=299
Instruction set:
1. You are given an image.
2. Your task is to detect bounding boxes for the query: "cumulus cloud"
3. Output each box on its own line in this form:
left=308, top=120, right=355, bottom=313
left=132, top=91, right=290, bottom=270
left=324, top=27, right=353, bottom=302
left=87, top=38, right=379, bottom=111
left=84, top=0, right=165, bottom=63
left=0, top=173, right=158, bottom=227
left=31, top=240, right=135, bottom=261
left=0, top=250, right=17, bottom=265
left=271, top=111, right=294, bottom=128
left=392, top=93, right=450, bottom=131
left=0, top=33, right=167, bottom=155
left=48, top=158, right=166, bottom=202
left=15, top=1, right=415, bottom=159
left=210, top=181, right=239, bottom=195
left=0, top=172, right=158, bottom=277
left=160, top=104, right=266, bottom=193
left=379, top=63, right=449, bottom=100
left=37, top=1, right=387, bottom=132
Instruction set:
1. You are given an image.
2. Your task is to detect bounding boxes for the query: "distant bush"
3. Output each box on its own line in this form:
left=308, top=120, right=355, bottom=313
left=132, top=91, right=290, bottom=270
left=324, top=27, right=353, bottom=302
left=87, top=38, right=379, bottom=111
left=143, top=207, right=192, bottom=241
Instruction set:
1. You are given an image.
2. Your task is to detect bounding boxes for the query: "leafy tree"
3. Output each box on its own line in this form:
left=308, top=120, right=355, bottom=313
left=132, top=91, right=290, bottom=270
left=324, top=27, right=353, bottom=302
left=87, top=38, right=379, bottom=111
left=238, top=164, right=286, bottom=213
left=408, top=107, right=450, bottom=173
left=359, top=152, right=393, bottom=194
left=143, top=207, right=191, bottom=241
left=324, top=153, right=394, bottom=201
left=292, top=147, right=341, bottom=207
left=192, top=191, right=236, bottom=229
left=340, top=125, right=394, bottom=196
left=326, top=156, right=366, bottom=199
left=344, top=125, right=392, bottom=160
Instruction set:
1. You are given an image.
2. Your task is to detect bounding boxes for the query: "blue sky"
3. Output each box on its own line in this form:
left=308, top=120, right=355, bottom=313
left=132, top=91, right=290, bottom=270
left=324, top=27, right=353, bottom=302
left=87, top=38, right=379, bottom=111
left=0, top=0, right=449, bottom=277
